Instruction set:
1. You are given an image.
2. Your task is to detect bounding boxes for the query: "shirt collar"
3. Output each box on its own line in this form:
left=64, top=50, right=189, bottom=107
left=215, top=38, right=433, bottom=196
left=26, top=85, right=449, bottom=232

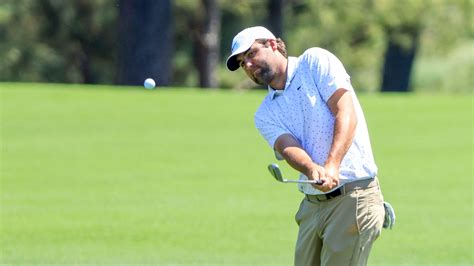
left=268, top=56, right=298, bottom=99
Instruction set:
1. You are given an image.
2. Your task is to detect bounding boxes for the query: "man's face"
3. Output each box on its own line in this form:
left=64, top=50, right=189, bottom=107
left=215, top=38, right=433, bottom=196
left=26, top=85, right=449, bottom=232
left=236, top=40, right=276, bottom=85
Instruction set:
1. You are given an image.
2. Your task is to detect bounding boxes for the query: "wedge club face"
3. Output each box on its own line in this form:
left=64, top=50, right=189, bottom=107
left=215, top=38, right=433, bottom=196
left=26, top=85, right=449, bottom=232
left=267, top=163, right=323, bottom=185
left=268, top=163, right=284, bottom=182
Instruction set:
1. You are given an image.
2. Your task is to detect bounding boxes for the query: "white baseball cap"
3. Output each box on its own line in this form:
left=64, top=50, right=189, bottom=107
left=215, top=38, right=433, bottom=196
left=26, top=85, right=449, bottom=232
left=226, top=26, right=276, bottom=71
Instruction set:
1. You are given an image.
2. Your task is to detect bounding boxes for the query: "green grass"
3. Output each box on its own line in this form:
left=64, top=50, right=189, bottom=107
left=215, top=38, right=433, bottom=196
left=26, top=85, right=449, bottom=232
left=1, top=83, right=472, bottom=265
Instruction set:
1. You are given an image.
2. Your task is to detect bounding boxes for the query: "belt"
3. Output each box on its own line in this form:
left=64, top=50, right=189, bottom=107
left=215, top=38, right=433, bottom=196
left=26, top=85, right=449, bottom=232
left=305, top=177, right=378, bottom=202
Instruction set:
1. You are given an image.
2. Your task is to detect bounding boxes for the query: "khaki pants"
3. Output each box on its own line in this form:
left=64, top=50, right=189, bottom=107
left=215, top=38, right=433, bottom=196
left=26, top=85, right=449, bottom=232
left=294, top=182, right=385, bottom=266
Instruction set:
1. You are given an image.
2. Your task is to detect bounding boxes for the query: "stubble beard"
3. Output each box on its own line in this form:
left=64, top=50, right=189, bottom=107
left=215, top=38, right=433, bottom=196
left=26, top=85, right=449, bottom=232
left=252, top=62, right=274, bottom=85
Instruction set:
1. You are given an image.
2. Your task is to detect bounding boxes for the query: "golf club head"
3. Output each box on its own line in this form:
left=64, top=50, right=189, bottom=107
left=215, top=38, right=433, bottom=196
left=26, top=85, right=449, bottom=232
left=268, top=163, right=284, bottom=182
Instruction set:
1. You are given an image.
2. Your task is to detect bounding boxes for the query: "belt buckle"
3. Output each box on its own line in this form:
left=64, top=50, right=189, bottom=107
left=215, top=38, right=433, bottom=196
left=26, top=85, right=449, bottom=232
left=316, top=194, right=327, bottom=201
left=305, top=194, right=324, bottom=202
left=326, top=187, right=343, bottom=200
left=306, top=186, right=344, bottom=203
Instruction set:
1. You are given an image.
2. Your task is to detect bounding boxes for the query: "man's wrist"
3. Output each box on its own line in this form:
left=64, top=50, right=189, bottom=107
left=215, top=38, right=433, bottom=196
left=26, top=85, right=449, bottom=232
left=325, top=156, right=340, bottom=169
left=302, top=163, right=316, bottom=179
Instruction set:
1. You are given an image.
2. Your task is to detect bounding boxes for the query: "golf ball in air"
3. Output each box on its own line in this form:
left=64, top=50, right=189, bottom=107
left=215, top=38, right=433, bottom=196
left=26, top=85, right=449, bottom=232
left=144, top=78, right=156, bottom=89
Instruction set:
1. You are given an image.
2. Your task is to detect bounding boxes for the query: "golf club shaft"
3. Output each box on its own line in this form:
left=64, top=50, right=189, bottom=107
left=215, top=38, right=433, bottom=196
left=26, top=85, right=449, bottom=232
left=284, top=179, right=324, bottom=184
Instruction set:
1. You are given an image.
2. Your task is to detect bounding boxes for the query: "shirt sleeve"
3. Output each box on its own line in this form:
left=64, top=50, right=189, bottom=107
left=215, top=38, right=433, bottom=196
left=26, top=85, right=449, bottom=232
left=305, top=48, right=353, bottom=102
left=254, top=104, right=290, bottom=150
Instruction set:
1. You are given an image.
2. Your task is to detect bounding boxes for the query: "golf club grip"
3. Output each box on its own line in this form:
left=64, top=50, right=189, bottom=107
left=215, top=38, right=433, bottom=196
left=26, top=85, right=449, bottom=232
left=312, top=180, right=324, bottom=185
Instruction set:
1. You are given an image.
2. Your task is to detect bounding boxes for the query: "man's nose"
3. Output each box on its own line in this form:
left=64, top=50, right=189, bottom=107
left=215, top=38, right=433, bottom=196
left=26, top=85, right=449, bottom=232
left=243, top=58, right=253, bottom=69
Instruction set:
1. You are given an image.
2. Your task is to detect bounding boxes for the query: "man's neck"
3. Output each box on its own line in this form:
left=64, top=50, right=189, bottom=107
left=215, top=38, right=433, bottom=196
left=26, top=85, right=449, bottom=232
left=269, top=57, right=288, bottom=90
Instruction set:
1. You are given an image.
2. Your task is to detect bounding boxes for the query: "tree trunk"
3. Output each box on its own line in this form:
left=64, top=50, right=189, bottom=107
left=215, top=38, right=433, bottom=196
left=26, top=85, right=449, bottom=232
left=267, top=0, right=283, bottom=38
left=381, top=30, right=420, bottom=92
left=118, top=0, right=172, bottom=86
left=195, top=0, right=221, bottom=89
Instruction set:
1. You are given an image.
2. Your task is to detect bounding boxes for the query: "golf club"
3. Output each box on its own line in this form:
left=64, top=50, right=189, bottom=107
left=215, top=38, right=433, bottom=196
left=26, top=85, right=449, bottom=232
left=267, top=163, right=324, bottom=185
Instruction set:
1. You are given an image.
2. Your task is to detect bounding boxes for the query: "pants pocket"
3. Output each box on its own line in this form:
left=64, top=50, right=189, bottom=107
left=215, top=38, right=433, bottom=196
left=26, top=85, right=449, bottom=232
left=295, top=198, right=306, bottom=226
left=355, top=187, right=384, bottom=234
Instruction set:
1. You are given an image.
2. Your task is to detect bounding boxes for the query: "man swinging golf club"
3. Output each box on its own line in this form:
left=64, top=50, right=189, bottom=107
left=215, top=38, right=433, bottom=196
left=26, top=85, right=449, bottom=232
left=226, top=26, right=388, bottom=265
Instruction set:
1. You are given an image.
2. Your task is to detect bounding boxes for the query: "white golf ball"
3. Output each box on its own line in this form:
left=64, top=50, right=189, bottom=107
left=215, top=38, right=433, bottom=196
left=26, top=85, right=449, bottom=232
left=144, top=78, right=156, bottom=89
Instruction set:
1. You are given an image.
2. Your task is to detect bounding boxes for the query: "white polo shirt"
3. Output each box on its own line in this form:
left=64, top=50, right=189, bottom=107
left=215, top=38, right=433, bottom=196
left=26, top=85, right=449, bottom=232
left=254, top=48, right=377, bottom=195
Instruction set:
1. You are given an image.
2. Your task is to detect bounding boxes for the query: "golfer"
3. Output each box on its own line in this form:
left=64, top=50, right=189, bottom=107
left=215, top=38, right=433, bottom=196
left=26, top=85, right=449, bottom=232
left=226, top=26, right=385, bottom=265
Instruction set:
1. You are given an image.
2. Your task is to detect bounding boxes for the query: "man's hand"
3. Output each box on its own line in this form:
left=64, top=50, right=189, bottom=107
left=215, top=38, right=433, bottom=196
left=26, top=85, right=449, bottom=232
left=311, top=163, right=339, bottom=192
left=314, top=164, right=339, bottom=192
left=307, top=163, right=326, bottom=187
left=274, top=133, right=341, bottom=192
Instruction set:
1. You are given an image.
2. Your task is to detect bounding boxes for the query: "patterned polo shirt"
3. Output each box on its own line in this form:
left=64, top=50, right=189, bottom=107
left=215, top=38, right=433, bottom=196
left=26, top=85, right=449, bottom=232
left=254, top=48, right=377, bottom=195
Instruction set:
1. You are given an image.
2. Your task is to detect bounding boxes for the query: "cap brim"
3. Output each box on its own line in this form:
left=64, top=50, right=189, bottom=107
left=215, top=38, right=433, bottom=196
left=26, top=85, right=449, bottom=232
left=226, top=41, right=254, bottom=71
left=226, top=54, right=240, bottom=71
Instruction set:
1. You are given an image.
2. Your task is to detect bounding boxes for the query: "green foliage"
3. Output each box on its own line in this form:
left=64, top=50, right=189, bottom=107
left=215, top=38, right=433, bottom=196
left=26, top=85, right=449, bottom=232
left=0, top=0, right=118, bottom=83
left=1, top=84, right=472, bottom=263
left=418, top=0, right=473, bottom=55
left=174, top=0, right=268, bottom=89
left=277, top=0, right=472, bottom=92
left=373, top=0, right=428, bottom=29
left=410, top=0, right=473, bottom=93
left=0, top=0, right=472, bottom=92
left=282, top=0, right=386, bottom=91
left=413, top=40, right=473, bottom=93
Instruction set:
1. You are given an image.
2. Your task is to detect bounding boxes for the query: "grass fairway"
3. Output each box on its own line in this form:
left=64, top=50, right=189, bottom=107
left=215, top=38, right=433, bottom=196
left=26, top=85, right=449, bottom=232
left=1, top=83, right=472, bottom=265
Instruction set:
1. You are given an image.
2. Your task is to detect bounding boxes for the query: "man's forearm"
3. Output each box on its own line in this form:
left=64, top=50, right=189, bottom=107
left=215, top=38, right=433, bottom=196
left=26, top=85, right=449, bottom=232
left=326, top=89, right=357, bottom=167
left=274, top=134, right=315, bottom=178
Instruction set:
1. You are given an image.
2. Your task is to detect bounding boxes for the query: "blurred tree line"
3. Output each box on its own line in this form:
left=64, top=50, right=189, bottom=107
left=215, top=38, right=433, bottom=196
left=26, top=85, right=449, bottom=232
left=0, top=0, right=471, bottom=92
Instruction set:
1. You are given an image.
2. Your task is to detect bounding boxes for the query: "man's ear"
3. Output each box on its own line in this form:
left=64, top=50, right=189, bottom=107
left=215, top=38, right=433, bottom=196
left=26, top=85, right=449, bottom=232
left=268, top=39, right=278, bottom=51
